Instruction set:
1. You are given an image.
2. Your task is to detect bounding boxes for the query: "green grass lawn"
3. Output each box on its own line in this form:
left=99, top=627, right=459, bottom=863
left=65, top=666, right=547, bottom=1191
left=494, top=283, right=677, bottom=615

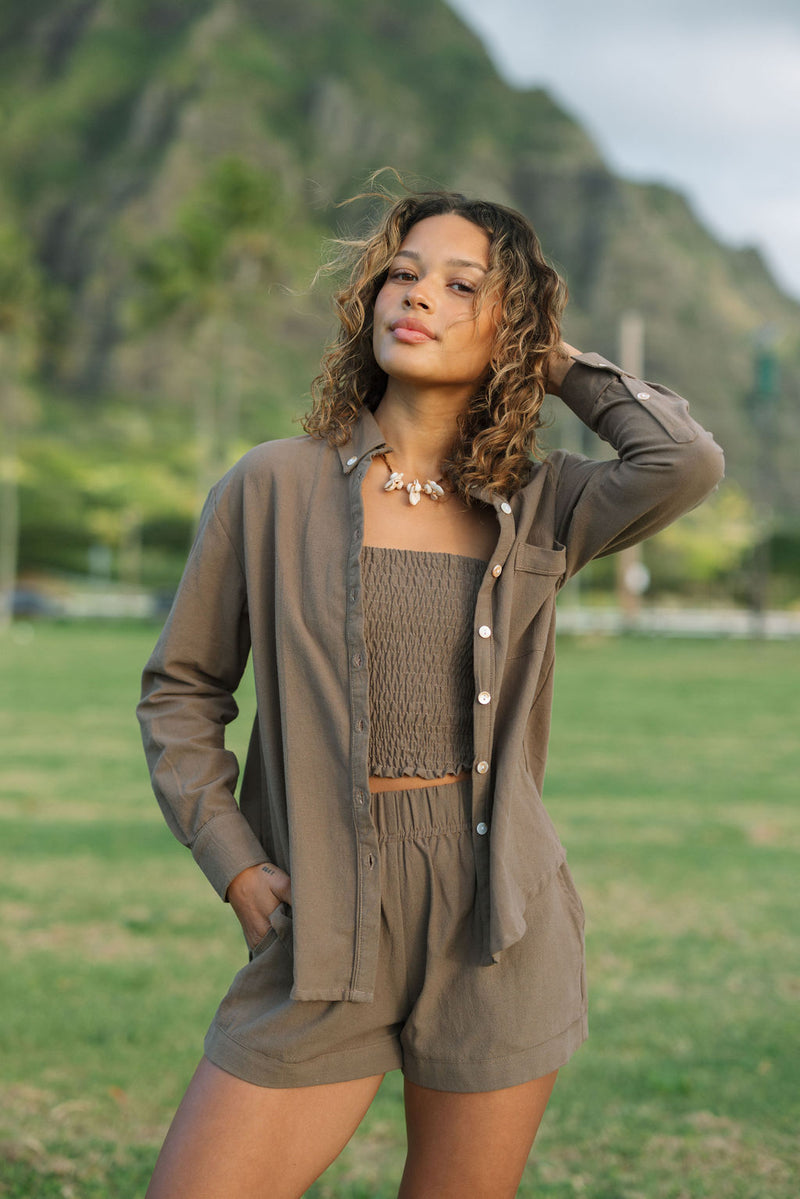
left=1, top=624, right=798, bottom=1197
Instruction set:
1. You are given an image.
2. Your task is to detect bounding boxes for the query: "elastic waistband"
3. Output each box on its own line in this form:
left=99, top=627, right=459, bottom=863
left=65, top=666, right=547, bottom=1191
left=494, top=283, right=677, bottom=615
left=369, top=776, right=472, bottom=841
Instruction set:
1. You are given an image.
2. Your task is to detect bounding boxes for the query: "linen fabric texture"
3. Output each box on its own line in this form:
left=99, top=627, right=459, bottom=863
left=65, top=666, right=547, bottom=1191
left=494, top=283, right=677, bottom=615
left=137, top=353, right=725, bottom=1003
left=203, top=778, right=588, bottom=1090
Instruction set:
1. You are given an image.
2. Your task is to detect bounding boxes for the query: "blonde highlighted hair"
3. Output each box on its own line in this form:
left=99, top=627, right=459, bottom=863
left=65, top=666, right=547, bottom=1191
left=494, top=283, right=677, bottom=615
left=303, top=186, right=567, bottom=500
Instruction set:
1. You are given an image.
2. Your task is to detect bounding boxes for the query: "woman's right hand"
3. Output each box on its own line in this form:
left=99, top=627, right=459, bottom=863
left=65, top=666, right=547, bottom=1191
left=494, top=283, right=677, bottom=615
left=226, top=862, right=292, bottom=951
left=544, top=341, right=582, bottom=397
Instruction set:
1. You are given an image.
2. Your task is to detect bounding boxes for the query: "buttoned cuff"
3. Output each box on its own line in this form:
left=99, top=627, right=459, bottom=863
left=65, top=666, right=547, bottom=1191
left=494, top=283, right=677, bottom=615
left=191, top=809, right=270, bottom=901
left=558, top=352, right=624, bottom=427
left=560, top=351, right=708, bottom=446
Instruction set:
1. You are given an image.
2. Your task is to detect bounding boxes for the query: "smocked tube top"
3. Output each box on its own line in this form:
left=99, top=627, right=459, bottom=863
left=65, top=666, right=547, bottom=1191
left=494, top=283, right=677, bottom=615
left=361, top=545, right=485, bottom=779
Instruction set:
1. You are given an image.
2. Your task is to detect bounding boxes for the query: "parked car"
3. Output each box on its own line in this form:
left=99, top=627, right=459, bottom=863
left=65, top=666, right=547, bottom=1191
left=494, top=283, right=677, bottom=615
left=12, top=589, right=64, bottom=619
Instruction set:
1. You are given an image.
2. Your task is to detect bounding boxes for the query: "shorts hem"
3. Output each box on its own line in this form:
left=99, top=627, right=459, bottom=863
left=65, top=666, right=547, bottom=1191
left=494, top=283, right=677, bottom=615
left=203, top=1022, right=403, bottom=1089
left=401, top=1010, right=589, bottom=1093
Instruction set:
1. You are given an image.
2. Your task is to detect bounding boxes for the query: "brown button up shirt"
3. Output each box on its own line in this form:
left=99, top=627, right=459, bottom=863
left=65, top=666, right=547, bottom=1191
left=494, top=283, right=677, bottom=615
left=138, top=354, right=724, bottom=1002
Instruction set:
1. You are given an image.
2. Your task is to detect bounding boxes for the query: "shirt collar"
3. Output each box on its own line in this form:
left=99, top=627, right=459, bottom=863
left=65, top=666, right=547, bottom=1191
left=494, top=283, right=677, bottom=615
left=336, top=407, right=511, bottom=513
left=337, top=408, right=390, bottom=474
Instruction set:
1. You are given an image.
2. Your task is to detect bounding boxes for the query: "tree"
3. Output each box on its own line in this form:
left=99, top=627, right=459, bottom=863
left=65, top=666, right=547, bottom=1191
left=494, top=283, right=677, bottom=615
left=0, top=218, right=40, bottom=628
left=133, top=157, right=282, bottom=507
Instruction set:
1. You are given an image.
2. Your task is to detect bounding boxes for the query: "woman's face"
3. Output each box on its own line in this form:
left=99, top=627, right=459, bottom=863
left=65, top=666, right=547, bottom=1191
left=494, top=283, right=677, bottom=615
left=372, top=213, right=499, bottom=395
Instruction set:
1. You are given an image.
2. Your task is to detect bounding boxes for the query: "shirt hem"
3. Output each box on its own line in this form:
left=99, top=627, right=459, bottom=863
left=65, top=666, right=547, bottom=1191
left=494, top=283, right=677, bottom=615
left=289, top=984, right=376, bottom=1003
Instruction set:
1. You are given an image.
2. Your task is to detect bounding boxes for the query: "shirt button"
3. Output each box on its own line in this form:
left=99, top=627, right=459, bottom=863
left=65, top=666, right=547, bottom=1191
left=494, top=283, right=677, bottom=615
left=355, top=790, right=365, bottom=805
left=349, top=590, right=357, bottom=603
left=477, top=690, right=491, bottom=705
left=491, top=564, right=502, bottom=578
left=475, top=760, right=489, bottom=774
left=500, top=501, right=512, bottom=514
left=637, top=391, right=650, bottom=400
left=478, top=625, right=491, bottom=639
left=346, top=455, right=358, bottom=466
left=356, top=718, right=365, bottom=732
left=353, top=653, right=363, bottom=668
left=476, top=822, right=488, bottom=836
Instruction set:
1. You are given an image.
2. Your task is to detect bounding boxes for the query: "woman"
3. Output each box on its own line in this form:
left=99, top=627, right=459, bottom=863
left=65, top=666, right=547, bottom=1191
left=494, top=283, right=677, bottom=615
left=138, top=189, right=724, bottom=1197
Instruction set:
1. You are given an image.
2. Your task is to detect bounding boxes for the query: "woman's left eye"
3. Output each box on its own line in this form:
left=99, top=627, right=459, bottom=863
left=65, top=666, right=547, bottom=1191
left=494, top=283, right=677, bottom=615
left=450, top=281, right=476, bottom=294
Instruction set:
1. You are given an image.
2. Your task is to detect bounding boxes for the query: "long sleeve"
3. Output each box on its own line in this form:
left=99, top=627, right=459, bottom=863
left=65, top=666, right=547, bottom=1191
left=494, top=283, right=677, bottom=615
left=137, top=484, right=269, bottom=900
left=551, top=353, right=725, bottom=579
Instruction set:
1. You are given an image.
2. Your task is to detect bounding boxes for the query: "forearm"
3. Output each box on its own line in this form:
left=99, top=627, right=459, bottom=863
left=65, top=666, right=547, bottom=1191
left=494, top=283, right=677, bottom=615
left=137, top=482, right=267, bottom=900
left=138, top=665, right=269, bottom=898
left=558, top=352, right=716, bottom=453
left=552, top=353, right=725, bottom=576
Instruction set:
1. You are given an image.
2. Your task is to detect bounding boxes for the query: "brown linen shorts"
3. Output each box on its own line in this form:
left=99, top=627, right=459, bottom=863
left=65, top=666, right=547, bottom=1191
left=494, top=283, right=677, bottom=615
left=204, top=778, right=588, bottom=1092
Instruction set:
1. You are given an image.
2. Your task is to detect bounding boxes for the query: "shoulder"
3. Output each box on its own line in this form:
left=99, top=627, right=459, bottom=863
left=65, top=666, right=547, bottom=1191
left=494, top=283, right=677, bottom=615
left=507, top=449, right=590, bottom=537
left=518, top=449, right=581, bottom=495
left=214, top=433, right=332, bottom=497
left=203, top=434, right=335, bottom=537
left=230, top=432, right=328, bottom=481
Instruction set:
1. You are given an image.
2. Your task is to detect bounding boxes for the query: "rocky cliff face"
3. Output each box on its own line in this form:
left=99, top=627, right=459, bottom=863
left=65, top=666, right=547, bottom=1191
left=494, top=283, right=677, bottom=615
left=2, top=0, right=799, bottom=510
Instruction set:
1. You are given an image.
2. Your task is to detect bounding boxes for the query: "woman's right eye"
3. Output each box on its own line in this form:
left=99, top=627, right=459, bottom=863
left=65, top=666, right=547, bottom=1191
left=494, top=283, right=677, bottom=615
left=389, top=269, right=416, bottom=282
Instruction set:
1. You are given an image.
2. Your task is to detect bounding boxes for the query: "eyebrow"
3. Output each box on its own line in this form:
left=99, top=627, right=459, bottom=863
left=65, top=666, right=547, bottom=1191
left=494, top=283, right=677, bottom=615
left=394, top=249, right=487, bottom=273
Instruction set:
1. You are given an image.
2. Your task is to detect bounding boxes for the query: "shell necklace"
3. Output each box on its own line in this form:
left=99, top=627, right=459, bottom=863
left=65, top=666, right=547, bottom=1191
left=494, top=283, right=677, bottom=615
left=378, top=452, right=447, bottom=507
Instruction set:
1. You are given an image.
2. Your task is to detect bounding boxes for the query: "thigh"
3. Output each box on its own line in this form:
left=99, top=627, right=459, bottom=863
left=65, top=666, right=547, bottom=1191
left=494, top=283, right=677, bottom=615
left=146, top=1056, right=384, bottom=1199
left=399, top=1072, right=558, bottom=1199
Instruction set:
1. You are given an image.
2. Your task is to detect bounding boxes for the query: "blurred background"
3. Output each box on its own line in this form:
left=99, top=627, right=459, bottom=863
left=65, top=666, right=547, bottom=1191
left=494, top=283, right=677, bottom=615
left=0, top=0, right=799, bottom=626
left=1, top=2, right=798, bottom=1197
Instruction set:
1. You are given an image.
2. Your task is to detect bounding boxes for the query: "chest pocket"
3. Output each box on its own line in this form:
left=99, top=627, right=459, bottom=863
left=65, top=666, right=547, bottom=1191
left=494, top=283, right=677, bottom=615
left=506, top=542, right=566, bottom=660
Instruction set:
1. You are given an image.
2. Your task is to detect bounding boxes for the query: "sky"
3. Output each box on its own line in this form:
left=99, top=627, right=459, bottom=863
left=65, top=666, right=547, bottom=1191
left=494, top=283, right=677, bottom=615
left=447, top=0, right=800, bottom=302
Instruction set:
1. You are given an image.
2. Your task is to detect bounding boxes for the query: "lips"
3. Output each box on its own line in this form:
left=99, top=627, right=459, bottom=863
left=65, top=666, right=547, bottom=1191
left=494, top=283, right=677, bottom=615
left=389, top=318, right=436, bottom=343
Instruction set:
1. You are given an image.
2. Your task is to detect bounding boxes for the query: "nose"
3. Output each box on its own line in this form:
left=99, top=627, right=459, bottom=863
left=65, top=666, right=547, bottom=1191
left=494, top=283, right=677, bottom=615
left=403, top=284, right=432, bottom=311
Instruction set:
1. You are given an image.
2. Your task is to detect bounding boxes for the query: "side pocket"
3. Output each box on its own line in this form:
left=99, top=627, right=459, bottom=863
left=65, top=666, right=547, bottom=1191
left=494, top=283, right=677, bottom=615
left=246, top=902, right=294, bottom=963
left=267, top=901, right=294, bottom=956
left=248, top=924, right=277, bottom=961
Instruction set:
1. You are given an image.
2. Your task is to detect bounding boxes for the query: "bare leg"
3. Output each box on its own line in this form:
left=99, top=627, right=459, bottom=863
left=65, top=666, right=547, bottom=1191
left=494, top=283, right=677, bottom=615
left=146, top=1056, right=384, bottom=1199
left=398, top=1071, right=558, bottom=1199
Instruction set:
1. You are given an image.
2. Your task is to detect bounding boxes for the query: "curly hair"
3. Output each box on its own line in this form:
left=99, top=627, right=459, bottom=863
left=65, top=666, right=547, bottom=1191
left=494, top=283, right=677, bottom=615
left=303, top=185, right=567, bottom=500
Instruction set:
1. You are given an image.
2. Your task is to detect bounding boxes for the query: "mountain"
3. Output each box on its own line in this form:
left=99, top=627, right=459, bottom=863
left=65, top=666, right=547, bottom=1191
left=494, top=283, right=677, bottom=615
left=1, top=0, right=798, bottom=582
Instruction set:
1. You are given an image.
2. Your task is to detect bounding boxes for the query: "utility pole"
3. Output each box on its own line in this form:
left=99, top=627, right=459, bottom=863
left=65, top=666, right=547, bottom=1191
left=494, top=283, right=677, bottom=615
left=616, top=312, right=649, bottom=624
left=746, top=331, right=779, bottom=636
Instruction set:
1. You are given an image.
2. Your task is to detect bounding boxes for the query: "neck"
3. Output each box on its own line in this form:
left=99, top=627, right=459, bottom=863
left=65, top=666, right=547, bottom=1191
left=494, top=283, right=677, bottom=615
left=373, top=380, right=468, bottom=477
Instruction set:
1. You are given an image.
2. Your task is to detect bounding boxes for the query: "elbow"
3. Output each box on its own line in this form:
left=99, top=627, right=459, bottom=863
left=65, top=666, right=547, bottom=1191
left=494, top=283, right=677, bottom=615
left=695, top=428, right=726, bottom=489
left=679, top=430, right=726, bottom=508
left=137, top=667, right=160, bottom=729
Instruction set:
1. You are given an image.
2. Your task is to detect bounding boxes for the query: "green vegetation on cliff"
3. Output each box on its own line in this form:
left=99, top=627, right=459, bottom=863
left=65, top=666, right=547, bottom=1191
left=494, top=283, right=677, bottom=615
left=1, top=0, right=798, bottom=589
